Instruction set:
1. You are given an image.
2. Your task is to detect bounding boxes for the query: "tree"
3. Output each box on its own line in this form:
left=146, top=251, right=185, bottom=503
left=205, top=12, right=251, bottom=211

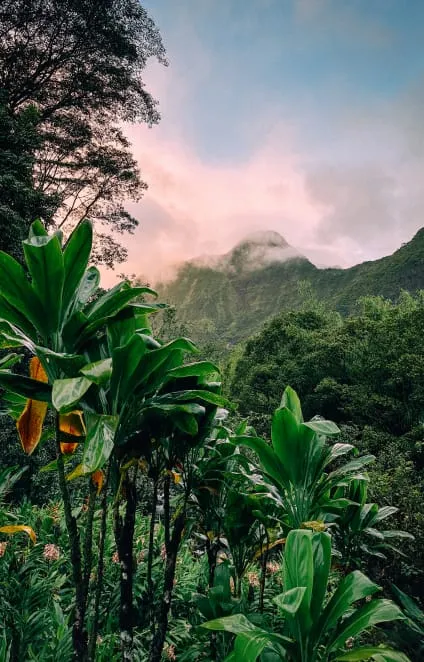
left=0, top=0, right=167, bottom=266
left=0, top=99, right=57, bottom=261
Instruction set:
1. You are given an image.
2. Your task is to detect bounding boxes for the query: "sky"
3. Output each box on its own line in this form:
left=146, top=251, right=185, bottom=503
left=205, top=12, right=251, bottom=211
left=108, top=0, right=424, bottom=283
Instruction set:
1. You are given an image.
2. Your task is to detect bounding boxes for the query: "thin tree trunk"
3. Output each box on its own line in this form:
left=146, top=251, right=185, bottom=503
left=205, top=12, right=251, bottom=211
left=149, top=511, right=185, bottom=662
left=259, top=533, right=269, bottom=613
left=55, top=417, right=87, bottom=661
left=147, top=478, right=158, bottom=630
left=88, top=466, right=110, bottom=662
left=82, top=478, right=97, bottom=609
left=118, top=471, right=137, bottom=662
left=163, top=473, right=171, bottom=550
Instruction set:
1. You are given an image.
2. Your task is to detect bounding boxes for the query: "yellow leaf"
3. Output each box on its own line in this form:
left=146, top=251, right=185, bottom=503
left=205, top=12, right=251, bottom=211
left=30, top=357, right=48, bottom=382
left=0, top=525, right=36, bottom=544
left=172, top=471, right=181, bottom=484
left=207, top=530, right=215, bottom=541
left=59, top=411, right=86, bottom=437
left=16, top=358, right=49, bottom=455
left=92, top=470, right=104, bottom=495
left=60, top=441, right=79, bottom=455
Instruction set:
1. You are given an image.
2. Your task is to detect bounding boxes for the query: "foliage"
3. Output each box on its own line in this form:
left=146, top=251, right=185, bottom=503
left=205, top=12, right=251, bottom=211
left=0, top=0, right=167, bottom=265
left=203, top=529, right=408, bottom=662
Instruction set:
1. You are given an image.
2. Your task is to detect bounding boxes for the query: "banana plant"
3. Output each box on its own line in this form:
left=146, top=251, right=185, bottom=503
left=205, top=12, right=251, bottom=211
left=332, top=480, right=414, bottom=570
left=236, top=387, right=375, bottom=530
left=203, top=529, right=409, bottom=662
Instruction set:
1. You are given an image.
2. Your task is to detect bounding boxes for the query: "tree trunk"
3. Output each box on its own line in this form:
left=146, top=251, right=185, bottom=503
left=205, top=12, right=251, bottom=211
left=147, top=478, right=158, bottom=630
left=117, top=472, right=137, bottom=662
left=88, top=467, right=109, bottom=662
left=55, top=418, right=87, bottom=661
left=148, top=512, right=185, bottom=662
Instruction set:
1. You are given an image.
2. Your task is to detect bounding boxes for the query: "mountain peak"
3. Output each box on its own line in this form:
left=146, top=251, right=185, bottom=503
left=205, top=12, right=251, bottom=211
left=235, top=230, right=290, bottom=249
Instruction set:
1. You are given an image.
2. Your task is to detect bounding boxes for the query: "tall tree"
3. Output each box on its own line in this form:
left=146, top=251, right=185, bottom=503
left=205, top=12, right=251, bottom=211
left=0, top=0, right=166, bottom=266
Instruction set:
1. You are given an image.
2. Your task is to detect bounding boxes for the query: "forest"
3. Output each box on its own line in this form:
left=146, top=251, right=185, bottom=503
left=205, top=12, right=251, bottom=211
left=0, top=2, right=423, bottom=662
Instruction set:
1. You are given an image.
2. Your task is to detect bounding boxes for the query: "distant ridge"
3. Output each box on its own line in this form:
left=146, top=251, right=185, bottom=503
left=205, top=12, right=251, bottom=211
left=156, top=227, right=424, bottom=344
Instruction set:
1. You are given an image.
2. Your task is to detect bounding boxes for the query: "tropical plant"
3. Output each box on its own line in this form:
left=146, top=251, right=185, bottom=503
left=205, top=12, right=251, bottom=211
left=390, top=586, right=424, bottom=660
left=237, top=387, right=374, bottom=531
left=203, top=528, right=409, bottom=661
left=332, top=480, right=414, bottom=570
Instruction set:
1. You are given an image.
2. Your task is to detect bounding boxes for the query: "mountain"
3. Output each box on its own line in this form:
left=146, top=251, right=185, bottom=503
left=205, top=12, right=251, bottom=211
left=156, top=228, right=424, bottom=345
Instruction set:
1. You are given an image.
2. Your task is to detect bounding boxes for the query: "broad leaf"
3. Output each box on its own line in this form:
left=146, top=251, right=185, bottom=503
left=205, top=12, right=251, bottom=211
left=23, top=231, right=65, bottom=335
left=303, top=419, right=340, bottom=436
left=0, top=251, right=44, bottom=333
left=329, top=599, right=404, bottom=652
left=280, top=386, right=303, bottom=423
left=52, top=376, right=92, bottom=413
left=274, top=587, right=307, bottom=616
left=67, top=414, right=118, bottom=476
left=62, top=220, right=92, bottom=313
left=80, top=358, right=112, bottom=385
left=336, top=647, right=411, bottom=661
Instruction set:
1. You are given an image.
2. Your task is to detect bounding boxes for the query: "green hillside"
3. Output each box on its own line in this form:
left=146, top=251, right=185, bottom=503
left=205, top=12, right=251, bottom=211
left=157, top=227, right=424, bottom=344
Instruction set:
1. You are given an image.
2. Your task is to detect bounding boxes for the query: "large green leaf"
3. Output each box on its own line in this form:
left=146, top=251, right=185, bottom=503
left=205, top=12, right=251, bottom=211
left=0, top=251, right=44, bottom=333
left=274, top=587, right=307, bottom=616
left=233, top=633, right=274, bottom=662
left=110, top=334, right=146, bottom=412
left=329, top=599, right=404, bottom=652
left=336, top=647, right=411, bottom=661
left=23, top=231, right=65, bottom=335
left=235, top=435, right=289, bottom=487
left=0, top=371, right=52, bottom=401
left=283, top=530, right=313, bottom=637
left=271, top=407, right=299, bottom=479
left=311, top=531, right=331, bottom=621
left=318, top=571, right=381, bottom=639
left=166, top=361, right=220, bottom=380
left=52, top=376, right=92, bottom=412
left=280, top=386, right=303, bottom=423
left=0, top=295, right=38, bottom=340
left=62, top=220, right=93, bottom=313
left=67, top=414, right=118, bottom=477
left=80, top=358, right=112, bottom=385
left=374, top=506, right=398, bottom=522
left=86, top=283, right=155, bottom=322
left=303, top=419, right=340, bottom=436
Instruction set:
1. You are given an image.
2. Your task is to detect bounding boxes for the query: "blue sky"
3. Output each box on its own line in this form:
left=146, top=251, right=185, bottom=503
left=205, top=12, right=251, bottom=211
left=113, top=0, right=424, bottom=282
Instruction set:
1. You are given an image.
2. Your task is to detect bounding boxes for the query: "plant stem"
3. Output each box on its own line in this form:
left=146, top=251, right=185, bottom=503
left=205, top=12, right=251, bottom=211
left=147, top=478, right=158, bottom=630
left=163, top=472, right=171, bottom=550
left=118, top=468, right=137, bottom=662
left=83, top=478, right=97, bottom=609
left=88, top=466, right=110, bottom=662
left=148, top=510, right=185, bottom=662
left=55, top=416, right=87, bottom=661
left=259, top=530, right=269, bottom=613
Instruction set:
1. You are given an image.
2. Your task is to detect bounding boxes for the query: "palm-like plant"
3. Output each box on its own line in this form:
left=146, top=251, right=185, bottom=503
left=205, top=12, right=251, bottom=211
left=332, top=480, right=414, bottom=570
left=237, top=387, right=374, bottom=530
left=203, top=529, right=409, bottom=662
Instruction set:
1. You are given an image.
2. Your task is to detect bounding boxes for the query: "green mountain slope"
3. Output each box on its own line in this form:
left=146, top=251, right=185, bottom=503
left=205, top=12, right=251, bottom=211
left=157, top=228, right=424, bottom=344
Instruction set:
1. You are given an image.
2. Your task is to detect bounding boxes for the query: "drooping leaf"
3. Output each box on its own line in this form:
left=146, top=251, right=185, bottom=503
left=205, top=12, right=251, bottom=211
left=16, top=358, right=50, bottom=454
left=0, top=525, right=36, bottom=543
left=319, top=571, right=381, bottom=637
left=166, top=361, right=220, bottom=380
left=80, top=358, right=112, bottom=385
left=329, top=599, right=404, bottom=652
left=60, top=441, right=79, bottom=455
left=91, top=469, right=104, bottom=495
left=303, top=419, right=340, bottom=436
left=76, top=266, right=100, bottom=305
left=67, top=414, right=118, bottom=477
left=0, top=251, right=44, bottom=333
left=0, top=371, right=52, bottom=401
left=59, top=411, right=86, bottom=436
left=52, top=376, right=92, bottom=413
